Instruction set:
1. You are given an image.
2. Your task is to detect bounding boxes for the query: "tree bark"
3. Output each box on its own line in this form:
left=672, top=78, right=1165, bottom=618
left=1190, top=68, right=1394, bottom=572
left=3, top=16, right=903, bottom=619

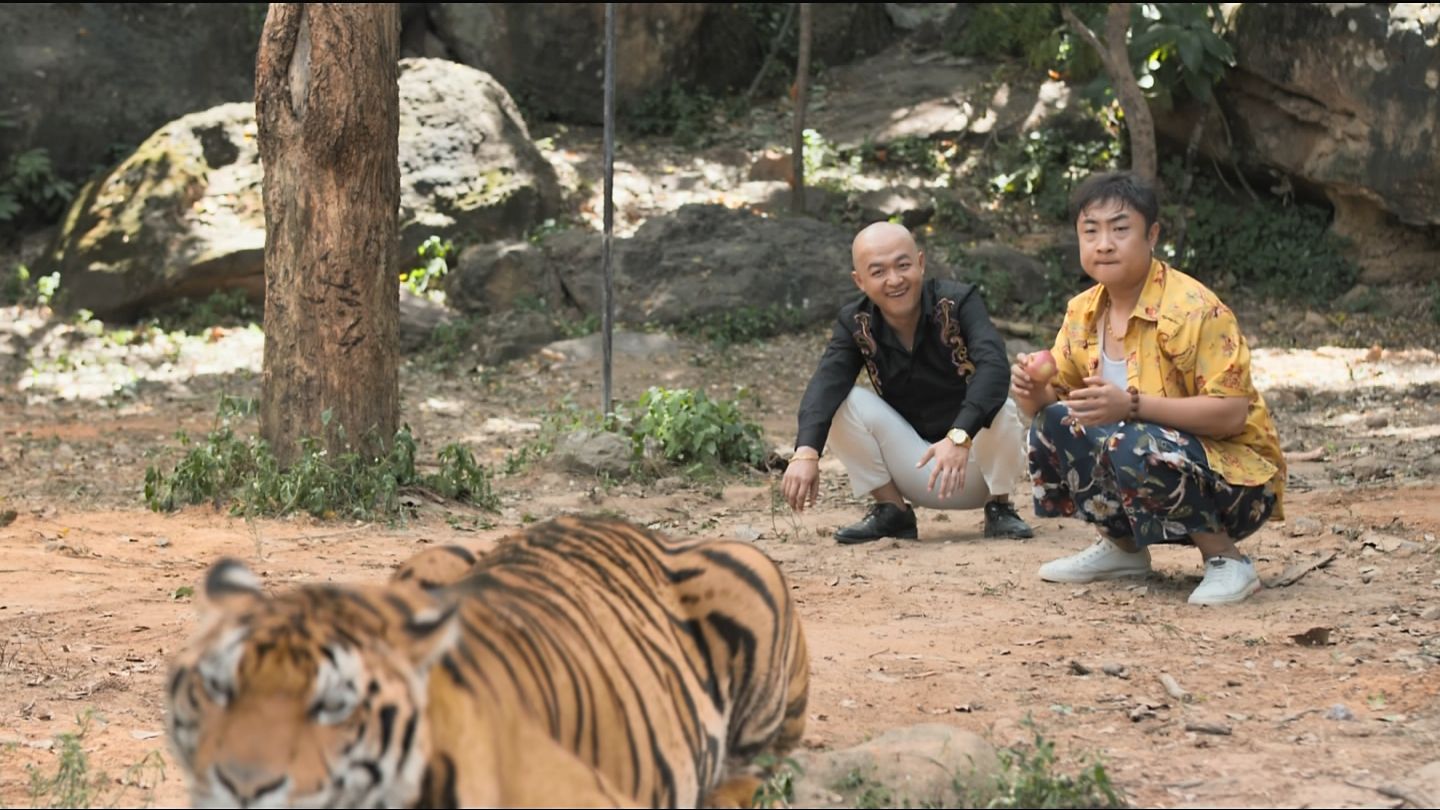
left=255, top=4, right=401, bottom=465
left=1061, top=3, right=1157, bottom=185
left=790, top=3, right=812, bottom=215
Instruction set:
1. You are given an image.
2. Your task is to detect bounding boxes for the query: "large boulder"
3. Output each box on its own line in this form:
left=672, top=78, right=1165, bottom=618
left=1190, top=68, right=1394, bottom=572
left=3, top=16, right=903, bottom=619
left=426, top=4, right=896, bottom=124
left=448, top=205, right=1050, bottom=329
left=429, top=4, right=712, bottom=124
left=0, top=4, right=260, bottom=180
left=1193, top=4, right=1440, bottom=284
left=549, top=205, right=859, bottom=326
left=46, top=103, right=266, bottom=317
left=398, top=58, right=561, bottom=259
left=45, top=59, right=560, bottom=319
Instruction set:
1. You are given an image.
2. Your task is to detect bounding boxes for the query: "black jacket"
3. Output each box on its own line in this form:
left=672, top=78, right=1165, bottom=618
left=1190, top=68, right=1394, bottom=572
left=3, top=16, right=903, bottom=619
left=794, top=278, right=1010, bottom=452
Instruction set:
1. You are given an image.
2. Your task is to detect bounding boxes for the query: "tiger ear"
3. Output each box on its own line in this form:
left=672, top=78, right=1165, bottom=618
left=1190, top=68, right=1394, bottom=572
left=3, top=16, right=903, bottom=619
left=199, top=557, right=264, bottom=617
left=398, top=596, right=460, bottom=672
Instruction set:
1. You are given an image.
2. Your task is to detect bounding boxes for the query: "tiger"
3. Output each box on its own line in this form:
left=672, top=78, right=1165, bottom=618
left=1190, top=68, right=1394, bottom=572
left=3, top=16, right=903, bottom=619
left=166, top=514, right=810, bottom=808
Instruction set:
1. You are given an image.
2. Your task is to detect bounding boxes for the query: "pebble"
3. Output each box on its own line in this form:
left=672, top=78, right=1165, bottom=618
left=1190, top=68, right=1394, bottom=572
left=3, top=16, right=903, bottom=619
left=1326, top=704, right=1355, bottom=721
left=1420, top=606, right=1440, bottom=621
left=154, top=537, right=172, bottom=548
left=1289, top=516, right=1324, bottom=537
left=1364, top=414, right=1390, bottom=429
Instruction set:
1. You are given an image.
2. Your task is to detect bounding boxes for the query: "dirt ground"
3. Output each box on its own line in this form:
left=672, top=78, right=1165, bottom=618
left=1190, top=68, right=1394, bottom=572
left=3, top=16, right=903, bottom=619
left=2, top=316, right=1439, bottom=809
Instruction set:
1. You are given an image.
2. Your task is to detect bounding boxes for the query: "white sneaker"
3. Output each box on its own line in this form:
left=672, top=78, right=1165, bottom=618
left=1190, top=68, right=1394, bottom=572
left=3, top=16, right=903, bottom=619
left=1038, top=538, right=1152, bottom=583
left=1188, top=556, right=1261, bottom=605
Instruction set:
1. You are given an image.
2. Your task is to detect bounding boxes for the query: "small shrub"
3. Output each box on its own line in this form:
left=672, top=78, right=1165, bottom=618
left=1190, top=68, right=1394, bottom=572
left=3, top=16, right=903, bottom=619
left=632, top=387, right=766, bottom=469
left=677, top=304, right=810, bottom=349
left=1, top=147, right=76, bottom=228
left=143, top=400, right=499, bottom=519
left=990, top=124, right=1120, bottom=222
left=1172, top=174, right=1359, bottom=305
left=401, top=235, right=454, bottom=297
left=751, top=753, right=802, bottom=809
left=947, top=4, right=1064, bottom=69
left=21, top=709, right=163, bottom=809
left=146, top=289, right=258, bottom=334
left=628, top=83, right=720, bottom=147
left=1, top=264, right=62, bottom=307
left=971, top=722, right=1126, bottom=808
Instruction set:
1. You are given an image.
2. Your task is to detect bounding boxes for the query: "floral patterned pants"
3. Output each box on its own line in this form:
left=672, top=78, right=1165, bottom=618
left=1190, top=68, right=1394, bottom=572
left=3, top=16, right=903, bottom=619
left=1028, top=403, right=1277, bottom=549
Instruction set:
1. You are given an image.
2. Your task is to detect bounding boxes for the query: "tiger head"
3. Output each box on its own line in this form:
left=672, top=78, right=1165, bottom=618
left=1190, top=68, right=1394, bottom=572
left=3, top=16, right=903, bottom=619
left=167, top=559, right=459, bottom=809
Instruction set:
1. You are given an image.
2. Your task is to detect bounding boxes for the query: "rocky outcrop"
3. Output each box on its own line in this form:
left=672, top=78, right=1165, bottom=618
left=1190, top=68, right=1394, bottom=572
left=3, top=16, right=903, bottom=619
left=1167, top=3, right=1440, bottom=284
left=426, top=3, right=895, bottom=124
left=447, top=204, right=1059, bottom=330
left=45, top=59, right=559, bottom=319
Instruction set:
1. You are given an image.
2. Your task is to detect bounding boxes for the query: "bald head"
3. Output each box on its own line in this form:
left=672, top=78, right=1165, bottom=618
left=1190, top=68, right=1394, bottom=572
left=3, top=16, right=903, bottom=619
left=850, top=221, right=925, bottom=318
left=851, top=221, right=919, bottom=271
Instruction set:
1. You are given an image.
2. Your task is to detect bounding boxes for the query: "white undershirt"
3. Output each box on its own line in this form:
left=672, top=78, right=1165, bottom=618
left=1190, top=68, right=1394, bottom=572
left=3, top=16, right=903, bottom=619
left=1100, top=324, right=1129, bottom=414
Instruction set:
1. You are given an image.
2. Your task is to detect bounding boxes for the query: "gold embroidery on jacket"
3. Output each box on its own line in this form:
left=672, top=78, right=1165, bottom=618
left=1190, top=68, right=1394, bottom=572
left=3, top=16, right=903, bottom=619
left=852, top=312, right=883, bottom=395
left=935, top=297, right=976, bottom=381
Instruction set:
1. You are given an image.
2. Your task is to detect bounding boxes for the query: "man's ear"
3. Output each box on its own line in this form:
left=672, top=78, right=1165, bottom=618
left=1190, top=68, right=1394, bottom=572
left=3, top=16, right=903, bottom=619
left=916, top=249, right=926, bottom=276
left=851, top=269, right=864, bottom=291
left=1147, top=221, right=1161, bottom=249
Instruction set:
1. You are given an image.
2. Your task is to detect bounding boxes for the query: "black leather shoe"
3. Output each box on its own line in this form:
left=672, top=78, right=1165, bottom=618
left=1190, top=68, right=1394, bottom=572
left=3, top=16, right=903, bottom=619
left=984, top=500, right=1035, bottom=539
left=835, top=502, right=918, bottom=544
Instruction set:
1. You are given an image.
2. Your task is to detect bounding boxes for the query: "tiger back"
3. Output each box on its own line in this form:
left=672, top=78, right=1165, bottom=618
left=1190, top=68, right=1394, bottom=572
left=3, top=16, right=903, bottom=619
left=166, top=515, right=809, bottom=808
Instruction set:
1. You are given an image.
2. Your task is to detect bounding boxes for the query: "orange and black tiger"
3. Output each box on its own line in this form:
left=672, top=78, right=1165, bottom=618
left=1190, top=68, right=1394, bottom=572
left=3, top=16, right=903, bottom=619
left=166, top=515, right=809, bottom=808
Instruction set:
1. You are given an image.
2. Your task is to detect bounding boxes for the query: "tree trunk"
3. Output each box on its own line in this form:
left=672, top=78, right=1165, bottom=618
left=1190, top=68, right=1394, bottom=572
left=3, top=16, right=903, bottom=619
left=1061, top=3, right=1157, bottom=185
left=790, top=3, right=812, bottom=215
left=255, top=4, right=401, bottom=465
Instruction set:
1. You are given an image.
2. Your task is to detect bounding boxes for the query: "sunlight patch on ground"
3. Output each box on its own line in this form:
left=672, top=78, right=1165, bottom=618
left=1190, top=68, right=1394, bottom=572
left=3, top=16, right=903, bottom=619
left=1251, top=346, right=1440, bottom=393
left=16, top=323, right=264, bottom=403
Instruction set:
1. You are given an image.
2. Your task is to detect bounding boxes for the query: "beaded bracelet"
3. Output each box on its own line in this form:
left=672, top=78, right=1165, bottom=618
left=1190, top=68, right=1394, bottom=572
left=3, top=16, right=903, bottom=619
left=1126, top=386, right=1140, bottom=421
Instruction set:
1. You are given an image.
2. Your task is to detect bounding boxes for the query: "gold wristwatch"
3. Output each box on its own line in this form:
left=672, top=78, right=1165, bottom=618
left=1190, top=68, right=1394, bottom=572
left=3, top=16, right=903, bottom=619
left=946, top=428, right=972, bottom=448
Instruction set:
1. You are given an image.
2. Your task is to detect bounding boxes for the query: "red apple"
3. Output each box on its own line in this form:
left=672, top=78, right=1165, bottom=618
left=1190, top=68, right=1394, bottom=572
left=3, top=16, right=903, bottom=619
left=1024, top=349, right=1057, bottom=385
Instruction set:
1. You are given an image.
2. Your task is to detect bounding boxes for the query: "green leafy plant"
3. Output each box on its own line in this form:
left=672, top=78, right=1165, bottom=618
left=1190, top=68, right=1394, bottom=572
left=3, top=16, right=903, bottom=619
left=401, top=235, right=454, bottom=297
left=22, top=709, right=162, bottom=809
left=751, top=753, right=803, bottom=809
left=1169, top=173, right=1359, bottom=305
left=1128, top=3, right=1236, bottom=108
left=948, top=4, right=1066, bottom=69
left=628, top=83, right=721, bottom=147
left=970, top=721, right=1125, bottom=808
left=631, top=386, right=766, bottom=469
left=1, top=264, right=63, bottom=307
left=143, top=400, right=499, bottom=519
left=146, top=289, right=258, bottom=334
left=677, top=304, right=810, bottom=349
left=990, top=123, right=1120, bottom=221
left=1, top=147, right=75, bottom=227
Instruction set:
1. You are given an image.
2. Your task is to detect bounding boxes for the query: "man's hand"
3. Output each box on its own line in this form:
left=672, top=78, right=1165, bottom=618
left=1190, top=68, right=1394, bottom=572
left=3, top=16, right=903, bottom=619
left=1010, top=352, right=1056, bottom=418
left=1064, top=377, right=1130, bottom=426
left=782, top=452, right=821, bottom=513
left=917, top=439, right=970, bottom=500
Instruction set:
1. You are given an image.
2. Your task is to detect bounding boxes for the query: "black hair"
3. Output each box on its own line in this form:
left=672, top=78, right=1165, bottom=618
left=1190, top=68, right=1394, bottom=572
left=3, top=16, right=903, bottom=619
left=1069, top=171, right=1160, bottom=230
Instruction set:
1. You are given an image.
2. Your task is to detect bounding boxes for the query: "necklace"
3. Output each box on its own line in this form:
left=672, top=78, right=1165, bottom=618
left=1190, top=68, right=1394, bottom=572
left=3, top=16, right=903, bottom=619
left=1103, top=304, right=1127, bottom=357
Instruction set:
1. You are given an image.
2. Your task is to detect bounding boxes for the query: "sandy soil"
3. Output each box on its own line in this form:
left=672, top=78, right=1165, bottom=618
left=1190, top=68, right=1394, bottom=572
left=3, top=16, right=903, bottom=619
left=2, top=322, right=1438, bottom=808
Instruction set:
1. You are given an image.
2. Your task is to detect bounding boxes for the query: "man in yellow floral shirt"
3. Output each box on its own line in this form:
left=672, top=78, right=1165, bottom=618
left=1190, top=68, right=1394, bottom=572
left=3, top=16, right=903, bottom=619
left=1010, top=172, right=1285, bottom=606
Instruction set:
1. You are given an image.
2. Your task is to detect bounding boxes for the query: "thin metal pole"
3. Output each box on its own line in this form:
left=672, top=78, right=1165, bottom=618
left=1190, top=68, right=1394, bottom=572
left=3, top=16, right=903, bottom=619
left=602, top=3, right=616, bottom=417
left=791, top=3, right=812, bottom=214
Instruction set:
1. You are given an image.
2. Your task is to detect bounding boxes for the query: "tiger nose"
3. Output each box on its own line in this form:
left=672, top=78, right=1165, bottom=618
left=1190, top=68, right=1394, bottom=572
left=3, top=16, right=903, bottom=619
left=213, top=763, right=289, bottom=807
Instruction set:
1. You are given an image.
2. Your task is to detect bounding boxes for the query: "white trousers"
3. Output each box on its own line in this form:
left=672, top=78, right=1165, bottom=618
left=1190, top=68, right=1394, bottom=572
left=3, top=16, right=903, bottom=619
left=826, top=387, right=1028, bottom=510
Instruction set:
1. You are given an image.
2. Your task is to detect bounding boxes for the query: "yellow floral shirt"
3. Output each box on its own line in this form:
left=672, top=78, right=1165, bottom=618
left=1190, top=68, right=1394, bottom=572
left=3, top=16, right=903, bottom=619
left=1049, top=259, right=1286, bottom=518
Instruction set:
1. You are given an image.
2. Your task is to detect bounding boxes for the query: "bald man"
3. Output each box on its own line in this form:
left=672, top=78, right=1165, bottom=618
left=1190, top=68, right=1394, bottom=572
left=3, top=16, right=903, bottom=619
left=782, top=222, right=1033, bottom=543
